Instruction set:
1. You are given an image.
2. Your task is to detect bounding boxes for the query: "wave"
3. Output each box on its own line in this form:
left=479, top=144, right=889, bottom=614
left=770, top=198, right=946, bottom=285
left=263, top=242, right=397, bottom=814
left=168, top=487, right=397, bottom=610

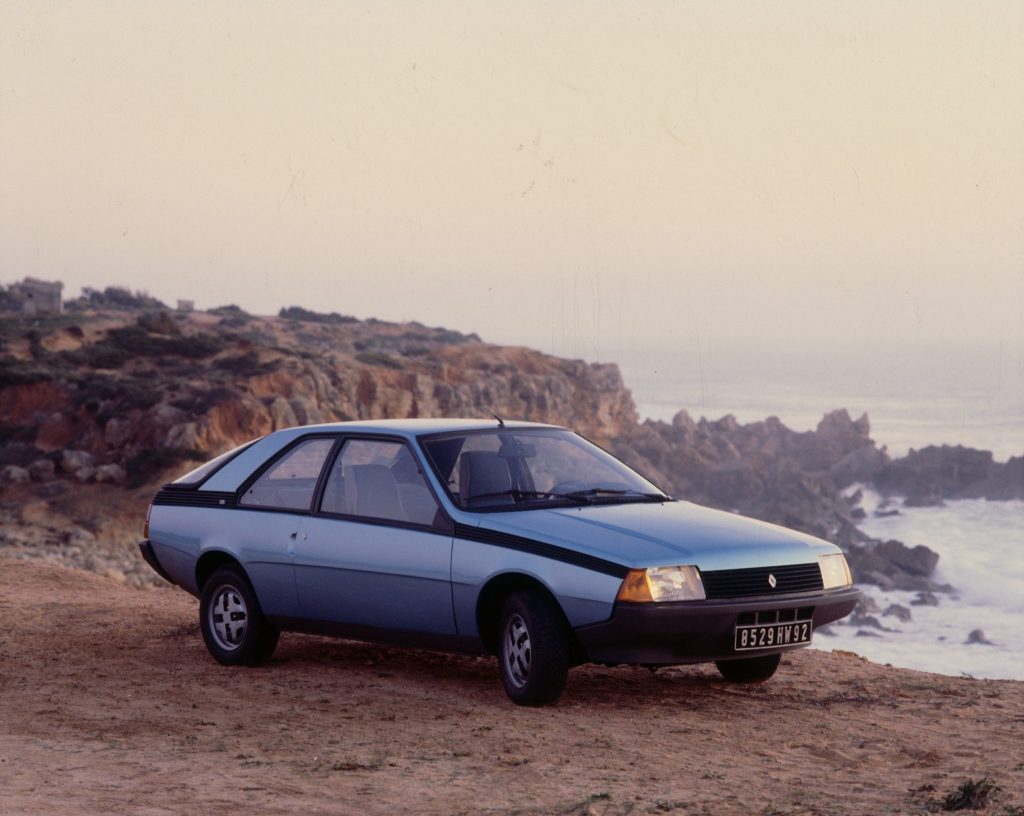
left=818, top=489, right=1024, bottom=680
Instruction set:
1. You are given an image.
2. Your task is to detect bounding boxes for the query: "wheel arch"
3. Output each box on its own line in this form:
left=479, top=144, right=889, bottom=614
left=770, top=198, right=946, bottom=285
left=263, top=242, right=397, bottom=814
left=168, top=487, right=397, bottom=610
left=195, top=549, right=244, bottom=592
left=475, top=572, right=584, bottom=663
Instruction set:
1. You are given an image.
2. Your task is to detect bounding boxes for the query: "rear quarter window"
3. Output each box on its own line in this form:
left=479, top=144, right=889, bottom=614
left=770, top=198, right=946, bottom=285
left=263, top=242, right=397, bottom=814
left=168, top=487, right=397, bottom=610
left=239, top=437, right=335, bottom=511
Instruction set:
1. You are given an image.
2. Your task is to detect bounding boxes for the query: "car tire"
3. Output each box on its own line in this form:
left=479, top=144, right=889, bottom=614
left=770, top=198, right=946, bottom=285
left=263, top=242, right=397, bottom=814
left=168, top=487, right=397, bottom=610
left=715, top=653, right=781, bottom=683
left=199, top=565, right=279, bottom=666
left=498, top=590, right=570, bottom=706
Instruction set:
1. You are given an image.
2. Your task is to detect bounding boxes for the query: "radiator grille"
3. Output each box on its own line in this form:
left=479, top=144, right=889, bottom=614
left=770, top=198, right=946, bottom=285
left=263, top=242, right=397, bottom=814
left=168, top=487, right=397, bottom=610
left=701, top=563, right=823, bottom=599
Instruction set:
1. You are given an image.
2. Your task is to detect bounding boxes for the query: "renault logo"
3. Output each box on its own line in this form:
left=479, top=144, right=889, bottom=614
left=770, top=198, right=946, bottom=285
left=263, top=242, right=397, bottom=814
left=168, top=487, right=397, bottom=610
left=768, top=574, right=777, bottom=589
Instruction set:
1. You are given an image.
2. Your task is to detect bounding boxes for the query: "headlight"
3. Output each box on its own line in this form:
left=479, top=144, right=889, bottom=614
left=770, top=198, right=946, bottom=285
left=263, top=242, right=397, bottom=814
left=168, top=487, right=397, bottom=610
left=818, top=553, right=853, bottom=589
left=616, top=566, right=706, bottom=602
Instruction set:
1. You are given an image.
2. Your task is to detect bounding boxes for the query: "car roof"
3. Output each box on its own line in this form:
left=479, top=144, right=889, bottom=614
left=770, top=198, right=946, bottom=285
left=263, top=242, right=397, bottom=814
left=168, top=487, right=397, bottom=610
left=197, top=418, right=565, bottom=492
left=283, top=417, right=563, bottom=437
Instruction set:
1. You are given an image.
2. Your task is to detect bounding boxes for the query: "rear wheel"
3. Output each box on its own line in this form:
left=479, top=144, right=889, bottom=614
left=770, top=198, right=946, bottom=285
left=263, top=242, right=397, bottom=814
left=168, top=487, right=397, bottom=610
left=498, top=590, right=570, bottom=706
left=199, top=565, right=279, bottom=666
left=715, top=653, right=781, bottom=683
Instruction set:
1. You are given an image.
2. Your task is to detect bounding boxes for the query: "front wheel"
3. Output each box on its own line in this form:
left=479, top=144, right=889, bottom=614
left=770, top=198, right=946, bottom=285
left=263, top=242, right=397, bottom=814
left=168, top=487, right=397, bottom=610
left=199, top=565, right=279, bottom=666
left=498, top=590, right=570, bottom=706
left=715, top=653, right=781, bottom=683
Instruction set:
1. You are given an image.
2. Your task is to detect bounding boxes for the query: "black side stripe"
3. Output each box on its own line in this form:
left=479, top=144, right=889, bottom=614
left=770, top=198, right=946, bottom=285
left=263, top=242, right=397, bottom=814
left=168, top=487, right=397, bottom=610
left=454, top=523, right=629, bottom=579
left=152, top=489, right=237, bottom=508
left=148, top=496, right=627, bottom=579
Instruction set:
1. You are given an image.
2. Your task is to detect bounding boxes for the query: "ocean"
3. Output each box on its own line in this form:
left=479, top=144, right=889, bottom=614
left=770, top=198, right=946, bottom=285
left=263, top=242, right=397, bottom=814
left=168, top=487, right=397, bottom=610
left=615, top=343, right=1024, bottom=680
left=824, top=488, right=1024, bottom=680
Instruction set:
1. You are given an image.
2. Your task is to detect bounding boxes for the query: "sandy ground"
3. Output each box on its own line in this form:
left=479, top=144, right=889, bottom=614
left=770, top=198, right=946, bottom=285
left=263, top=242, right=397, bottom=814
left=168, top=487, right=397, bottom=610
left=1, top=557, right=1022, bottom=816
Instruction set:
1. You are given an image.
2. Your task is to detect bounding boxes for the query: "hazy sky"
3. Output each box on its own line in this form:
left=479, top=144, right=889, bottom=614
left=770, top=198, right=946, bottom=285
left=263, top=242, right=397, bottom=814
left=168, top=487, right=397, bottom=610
left=2, top=1, right=1022, bottom=362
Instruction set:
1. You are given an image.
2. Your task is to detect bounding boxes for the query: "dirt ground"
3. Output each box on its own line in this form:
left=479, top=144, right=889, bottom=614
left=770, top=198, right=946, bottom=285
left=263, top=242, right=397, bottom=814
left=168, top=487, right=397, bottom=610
left=1, top=557, right=1022, bottom=816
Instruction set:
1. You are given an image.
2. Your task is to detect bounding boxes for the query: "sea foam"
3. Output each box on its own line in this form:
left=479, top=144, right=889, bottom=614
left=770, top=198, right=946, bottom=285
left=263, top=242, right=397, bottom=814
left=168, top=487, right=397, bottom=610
left=816, top=489, right=1024, bottom=680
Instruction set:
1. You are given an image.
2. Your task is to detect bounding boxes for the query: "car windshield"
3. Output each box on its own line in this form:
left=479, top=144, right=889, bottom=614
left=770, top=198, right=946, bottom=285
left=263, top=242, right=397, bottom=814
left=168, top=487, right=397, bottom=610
left=419, top=428, right=669, bottom=511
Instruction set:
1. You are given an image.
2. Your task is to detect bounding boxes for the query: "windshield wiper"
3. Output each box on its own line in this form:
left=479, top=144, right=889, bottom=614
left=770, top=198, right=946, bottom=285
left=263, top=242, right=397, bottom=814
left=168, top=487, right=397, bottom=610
left=465, top=489, right=590, bottom=505
left=561, top=488, right=669, bottom=503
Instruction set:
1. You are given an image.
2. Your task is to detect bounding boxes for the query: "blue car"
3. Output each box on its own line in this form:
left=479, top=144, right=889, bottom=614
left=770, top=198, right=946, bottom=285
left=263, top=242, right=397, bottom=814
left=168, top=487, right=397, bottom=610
left=141, top=419, right=859, bottom=705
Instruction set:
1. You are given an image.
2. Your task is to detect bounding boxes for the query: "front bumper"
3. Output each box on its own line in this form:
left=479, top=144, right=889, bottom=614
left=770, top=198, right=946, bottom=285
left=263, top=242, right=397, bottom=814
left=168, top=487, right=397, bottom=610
left=575, top=586, right=861, bottom=665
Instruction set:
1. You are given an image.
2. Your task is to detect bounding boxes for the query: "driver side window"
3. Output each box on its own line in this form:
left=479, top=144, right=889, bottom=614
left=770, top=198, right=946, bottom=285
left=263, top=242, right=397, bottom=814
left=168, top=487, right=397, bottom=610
left=320, top=439, right=440, bottom=526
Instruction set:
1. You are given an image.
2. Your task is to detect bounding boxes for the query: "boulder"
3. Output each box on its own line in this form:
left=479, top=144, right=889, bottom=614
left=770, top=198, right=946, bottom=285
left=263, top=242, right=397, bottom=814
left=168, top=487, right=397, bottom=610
left=882, top=604, right=912, bottom=623
left=872, top=539, right=939, bottom=577
left=861, top=570, right=895, bottom=591
left=95, top=464, right=127, bottom=484
left=163, top=422, right=201, bottom=450
left=61, top=449, right=94, bottom=471
left=849, top=610, right=894, bottom=631
left=104, top=417, right=134, bottom=447
left=27, top=459, right=56, bottom=482
left=0, top=465, right=30, bottom=484
left=37, top=481, right=66, bottom=498
left=844, top=539, right=940, bottom=591
left=61, top=450, right=96, bottom=481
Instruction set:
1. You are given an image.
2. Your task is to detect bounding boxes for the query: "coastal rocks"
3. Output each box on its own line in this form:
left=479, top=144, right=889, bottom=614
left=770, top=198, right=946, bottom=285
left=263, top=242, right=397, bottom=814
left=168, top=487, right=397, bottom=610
left=830, top=444, right=890, bottom=489
left=991, top=456, right=1024, bottom=500
left=844, top=540, right=942, bottom=591
left=883, top=604, right=912, bottom=623
left=875, top=445, right=1024, bottom=504
left=849, top=611, right=899, bottom=633
left=965, top=629, right=994, bottom=646
left=612, top=409, right=875, bottom=550
left=798, top=409, right=875, bottom=473
left=872, top=540, right=939, bottom=577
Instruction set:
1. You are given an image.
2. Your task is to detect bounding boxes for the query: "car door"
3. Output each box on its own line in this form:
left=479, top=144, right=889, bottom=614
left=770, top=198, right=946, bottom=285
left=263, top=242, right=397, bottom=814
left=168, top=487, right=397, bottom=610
left=293, top=436, right=457, bottom=641
left=233, top=435, right=337, bottom=618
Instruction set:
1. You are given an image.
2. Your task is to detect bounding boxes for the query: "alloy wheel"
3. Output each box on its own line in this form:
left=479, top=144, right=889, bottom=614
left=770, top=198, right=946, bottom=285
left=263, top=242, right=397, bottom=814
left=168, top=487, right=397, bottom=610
left=208, top=584, right=248, bottom=651
left=504, top=613, right=532, bottom=688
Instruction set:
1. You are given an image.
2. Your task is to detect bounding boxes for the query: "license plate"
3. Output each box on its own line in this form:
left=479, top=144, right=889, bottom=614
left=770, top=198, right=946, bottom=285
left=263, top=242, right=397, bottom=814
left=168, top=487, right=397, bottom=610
left=734, top=619, right=812, bottom=651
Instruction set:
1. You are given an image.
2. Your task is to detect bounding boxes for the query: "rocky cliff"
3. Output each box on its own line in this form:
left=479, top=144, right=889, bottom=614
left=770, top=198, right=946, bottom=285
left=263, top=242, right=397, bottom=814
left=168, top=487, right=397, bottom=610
left=0, top=305, right=636, bottom=488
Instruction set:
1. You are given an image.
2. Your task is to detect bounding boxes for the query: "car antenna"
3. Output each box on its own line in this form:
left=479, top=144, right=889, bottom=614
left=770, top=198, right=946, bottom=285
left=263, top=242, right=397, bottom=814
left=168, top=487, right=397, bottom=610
left=395, top=350, right=505, bottom=428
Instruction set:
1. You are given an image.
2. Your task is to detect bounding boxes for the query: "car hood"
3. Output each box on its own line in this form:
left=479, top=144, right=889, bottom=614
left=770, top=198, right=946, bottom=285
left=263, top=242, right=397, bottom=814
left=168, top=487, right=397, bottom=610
left=469, top=500, right=838, bottom=572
